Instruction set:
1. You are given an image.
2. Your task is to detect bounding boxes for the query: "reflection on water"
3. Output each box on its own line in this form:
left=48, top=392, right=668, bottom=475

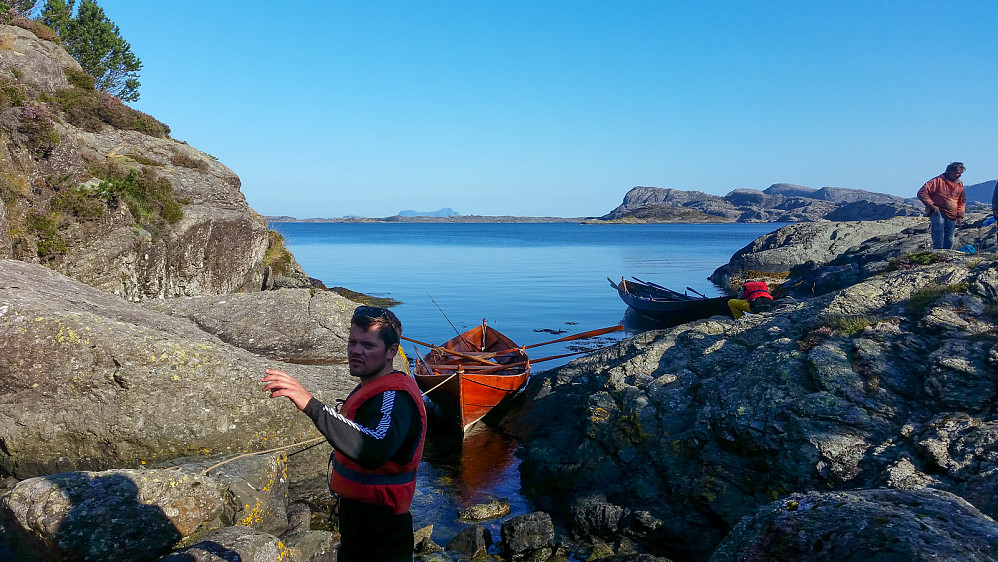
left=412, top=407, right=533, bottom=547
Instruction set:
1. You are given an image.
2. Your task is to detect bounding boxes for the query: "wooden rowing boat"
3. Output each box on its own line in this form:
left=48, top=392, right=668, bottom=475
left=412, top=320, right=530, bottom=431
left=609, top=276, right=732, bottom=325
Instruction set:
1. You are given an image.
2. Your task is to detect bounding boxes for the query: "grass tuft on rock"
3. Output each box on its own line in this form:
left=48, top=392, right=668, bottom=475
left=264, top=230, right=293, bottom=275
left=905, top=282, right=969, bottom=317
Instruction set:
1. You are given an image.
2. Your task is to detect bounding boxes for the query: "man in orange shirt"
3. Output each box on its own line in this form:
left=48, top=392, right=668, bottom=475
left=917, top=162, right=966, bottom=249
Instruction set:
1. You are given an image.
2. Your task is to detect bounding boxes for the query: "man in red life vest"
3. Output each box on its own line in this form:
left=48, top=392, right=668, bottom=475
left=727, top=280, right=774, bottom=319
left=262, top=306, right=426, bottom=562
left=917, top=162, right=966, bottom=250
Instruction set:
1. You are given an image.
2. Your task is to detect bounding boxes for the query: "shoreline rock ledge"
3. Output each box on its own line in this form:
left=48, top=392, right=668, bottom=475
left=501, top=216, right=998, bottom=560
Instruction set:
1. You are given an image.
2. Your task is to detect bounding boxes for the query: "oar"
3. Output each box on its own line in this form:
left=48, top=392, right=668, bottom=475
left=686, top=286, right=707, bottom=299
left=468, top=349, right=594, bottom=374
left=459, top=324, right=625, bottom=360
left=400, top=335, right=497, bottom=367
left=523, top=324, right=624, bottom=349
left=631, top=277, right=693, bottom=300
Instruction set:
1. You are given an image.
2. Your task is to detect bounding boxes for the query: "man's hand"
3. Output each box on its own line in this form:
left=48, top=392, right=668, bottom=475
left=262, top=369, right=313, bottom=411
left=956, top=217, right=963, bottom=227
left=925, top=205, right=938, bottom=216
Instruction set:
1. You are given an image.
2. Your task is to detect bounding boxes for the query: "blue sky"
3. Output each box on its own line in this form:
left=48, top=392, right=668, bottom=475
left=96, top=1, right=996, bottom=218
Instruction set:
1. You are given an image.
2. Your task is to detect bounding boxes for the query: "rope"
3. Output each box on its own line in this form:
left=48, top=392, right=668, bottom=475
left=420, top=371, right=460, bottom=396
left=199, top=436, right=326, bottom=475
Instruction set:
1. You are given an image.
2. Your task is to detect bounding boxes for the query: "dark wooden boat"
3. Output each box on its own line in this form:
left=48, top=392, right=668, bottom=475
left=609, top=277, right=732, bottom=325
left=412, top=320, right=530, bottom=431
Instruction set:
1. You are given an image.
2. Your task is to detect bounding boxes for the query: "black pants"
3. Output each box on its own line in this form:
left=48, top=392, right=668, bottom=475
left=336, top=497, right=414, bottom=562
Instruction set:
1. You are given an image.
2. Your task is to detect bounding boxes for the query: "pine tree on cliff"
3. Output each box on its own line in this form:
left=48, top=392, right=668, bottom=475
left=0, top=0, right=40, bottom=17
left=40, top=0, right=142, bottom=101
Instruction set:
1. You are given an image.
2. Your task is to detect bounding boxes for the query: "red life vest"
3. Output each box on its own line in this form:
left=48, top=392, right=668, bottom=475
left=329, top=372, right=427, bottom=515
left=742, top=281, right=772, bottom=302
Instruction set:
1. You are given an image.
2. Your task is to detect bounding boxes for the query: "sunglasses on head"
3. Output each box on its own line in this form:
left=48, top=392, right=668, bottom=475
left=353, top=305, right=401, bottom=334
left=354, top=305, right=390, bottom=318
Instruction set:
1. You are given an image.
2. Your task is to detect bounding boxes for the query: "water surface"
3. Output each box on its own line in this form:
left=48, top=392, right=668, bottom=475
left=270, top=221, right=786, bottom=547
left=270, top=222, right=785, bottom=364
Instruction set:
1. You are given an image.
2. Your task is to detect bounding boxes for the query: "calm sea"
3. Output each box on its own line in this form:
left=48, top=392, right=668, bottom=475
left=269, top=221, right=786, bottom=545
left=269, top=222, right=785, bottom=365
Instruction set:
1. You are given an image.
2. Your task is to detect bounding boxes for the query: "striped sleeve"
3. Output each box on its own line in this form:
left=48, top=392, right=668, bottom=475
left=303, top=390, right=417, bottom=469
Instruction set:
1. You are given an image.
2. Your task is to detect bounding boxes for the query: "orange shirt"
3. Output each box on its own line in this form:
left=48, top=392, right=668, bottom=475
left=917, top=175, right=965, bottom=220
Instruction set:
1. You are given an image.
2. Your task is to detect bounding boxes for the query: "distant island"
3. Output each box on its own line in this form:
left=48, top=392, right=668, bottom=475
left=398, top=207, right=460, bottom=217
left=267, top=181, right=996, bottom=224
left=266, top=215, right=586, bottom=224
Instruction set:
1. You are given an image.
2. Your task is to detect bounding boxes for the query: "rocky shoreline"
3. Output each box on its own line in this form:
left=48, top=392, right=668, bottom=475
left=3, top=20, right=997, bottom=561
left=5, top=216, right=998, bottom=560
left=497, top=214, right=998, bottom=560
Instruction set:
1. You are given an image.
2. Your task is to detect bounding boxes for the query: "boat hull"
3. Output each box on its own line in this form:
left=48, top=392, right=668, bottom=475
left=414, top=323, right=530, bottom=431
left=610, top=277, right=732, bottom=326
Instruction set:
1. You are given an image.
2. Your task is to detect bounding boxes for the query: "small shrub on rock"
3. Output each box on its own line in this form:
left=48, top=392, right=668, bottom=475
left=95, top=167, right=184, bottom=228
left=905, top=282, right=969, bottom=317
left=27, top=210, right=66, bottom=257
left=0, top=78, right=28, bottom=109
left=50, top=68, right=170, bottom=138
left=51, top=185, right=105, bottom=219
left=170, top=152, right=206, bottom=169
left=265, top=230, right=293, bottom=275
left=890, top=251, right=952, bottom=271
left=63, top=67, right=95, bottom=90
left=821, top=315, right=871, bottom=336
left=130, top=154, right=162, bottom=167
left=6, top=16, right=60, bottom=42
left=20, top=103, right=60, bottom=157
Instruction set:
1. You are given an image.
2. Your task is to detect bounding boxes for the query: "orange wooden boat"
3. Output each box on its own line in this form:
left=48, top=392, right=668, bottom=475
left=412, top=320, right=530, bottom=431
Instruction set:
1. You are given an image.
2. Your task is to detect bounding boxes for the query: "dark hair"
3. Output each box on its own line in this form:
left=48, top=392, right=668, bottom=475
left=351, top=305, right=402, bottom=348
left=946, top=162, right=965, bottom=173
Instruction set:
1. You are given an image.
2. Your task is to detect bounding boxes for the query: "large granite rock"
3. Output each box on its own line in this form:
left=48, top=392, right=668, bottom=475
left=502, top=250, right=998, bottom=560
left=0, top=24, right=311, bottom=299
left=0, top=259, right=355, bottom=479
left=1, top=468, right=224, bottom=560
left=602, top=187, right=738, bottom=221
left=144, top=290, right=354, bottom=364
left=708, top=216, right=925, bottom=288
left=712, top=213, right=995, bottom=296
left=710, top=489, right=998, bottom=562
left=0, top=25, right=79, bottom=93
left=144, top=288, right=408, bottom=372
left=159, top=526, right=297, bottom=562
left=0, top=452, right=305, bottom=561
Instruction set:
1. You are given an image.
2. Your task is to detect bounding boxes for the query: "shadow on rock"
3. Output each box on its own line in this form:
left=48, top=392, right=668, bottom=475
left=3, top=473, right=181, bottom=560
left=1, top=469, right=223, bottom=560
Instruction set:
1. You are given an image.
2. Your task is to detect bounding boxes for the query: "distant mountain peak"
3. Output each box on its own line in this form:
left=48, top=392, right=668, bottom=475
left=397, top=208, right=460, bottom=217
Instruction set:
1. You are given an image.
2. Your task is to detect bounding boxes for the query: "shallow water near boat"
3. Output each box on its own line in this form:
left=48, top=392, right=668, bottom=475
left=270, top=221, right=786, bottom=548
